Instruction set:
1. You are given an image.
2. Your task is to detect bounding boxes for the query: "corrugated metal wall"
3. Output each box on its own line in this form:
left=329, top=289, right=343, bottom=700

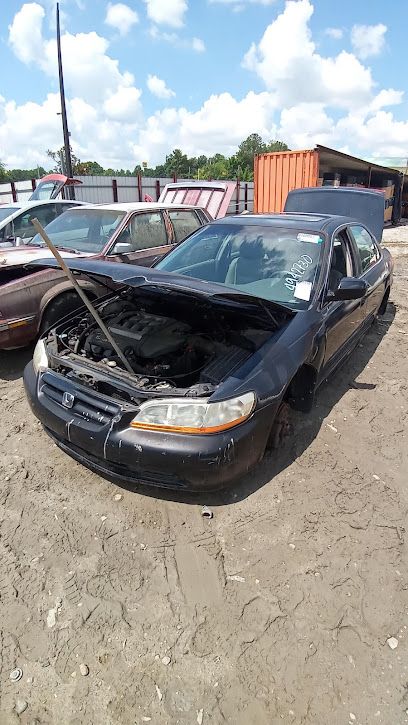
left=0, top=176, right=254, bottom=213
left=254, top=150, right=319, bottom=213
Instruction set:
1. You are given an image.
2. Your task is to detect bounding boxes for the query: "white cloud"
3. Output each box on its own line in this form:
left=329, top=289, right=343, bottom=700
left=144, top=0, right=187, bottom=28
left=2, top=0, right=408, bottom=172
left=104, top=3, right=139, bottom=35
left=9, top=4, right=141, bottom=106
left=369, top=88, right=403, bottom=114
left=351, top=23, right=387, bottom=60
left=9, top=2, right=45, bottom=64
left=149, top=25, right=205, bottom=52
left=243, top=0, right=373, bottom=109
left=133, top=91, right=279, bottom=163
left=325, top=27, right=343, bottom=40
left=192, top=37, right=205, bottom=52
left=103, top=86, right=142, bottom=120
left=147, top=74, right=176, bottom=99
left=336, top=111, right=408, bottom=159
left=278, top=103, right=334, bottom=149
left=4, top=2, right=142, bottom=167
left=209, top=0, right=276, bottom=5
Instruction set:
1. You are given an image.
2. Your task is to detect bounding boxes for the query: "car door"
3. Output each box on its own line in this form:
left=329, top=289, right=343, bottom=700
left=348, top=224, right=384, bottom=324
left=167, top=208, right=204, bottom=243
left=11, top=204, right=58, bottom=242
left=321, top=227, right=364, bottom=374
left=108, top=211, right=173, bottom=267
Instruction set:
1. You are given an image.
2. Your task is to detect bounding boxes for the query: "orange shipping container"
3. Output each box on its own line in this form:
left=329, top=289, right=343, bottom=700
left=253, top=145, right=404, bottom=222
left=254, top=149, right=319, bottom=213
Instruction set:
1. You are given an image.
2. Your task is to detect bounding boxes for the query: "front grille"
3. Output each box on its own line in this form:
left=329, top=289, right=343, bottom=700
left=40, top=371, right=122, bottom=429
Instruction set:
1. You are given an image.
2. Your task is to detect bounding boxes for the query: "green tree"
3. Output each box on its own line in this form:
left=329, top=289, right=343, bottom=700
left=198, top=154, right=231, bottom=180
left=229, top=133, right=290, bottom=180
left=265, top=140, right=290, bottom=153
left=0, top=160, right=8, bottom=182
left=47, top=147, right=81, bottom=175
left=7, top=167, right=47, bottom=181
left=164, top=149, right=190, bottom=177
left=75, top=161, right=105, bottom=175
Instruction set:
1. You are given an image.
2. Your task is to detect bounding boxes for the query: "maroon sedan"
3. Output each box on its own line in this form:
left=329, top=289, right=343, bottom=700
left=0, top=201, right=212, bottom=349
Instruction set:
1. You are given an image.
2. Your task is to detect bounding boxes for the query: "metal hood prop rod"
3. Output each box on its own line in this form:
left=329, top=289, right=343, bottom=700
left=31, top=217, right=134, bottom=374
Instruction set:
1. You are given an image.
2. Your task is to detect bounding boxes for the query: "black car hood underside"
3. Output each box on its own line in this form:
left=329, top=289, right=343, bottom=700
left=27, top=257, right=295, bottom=324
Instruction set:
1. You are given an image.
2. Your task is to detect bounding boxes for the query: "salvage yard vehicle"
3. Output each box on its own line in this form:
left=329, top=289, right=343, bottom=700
left=0, top=174, right=84, bottom=247
left=24, top=188, right=393, bottom=491
left=0, top=199, right=84, bottom=248
left=0, top=201, right=213, bottom=350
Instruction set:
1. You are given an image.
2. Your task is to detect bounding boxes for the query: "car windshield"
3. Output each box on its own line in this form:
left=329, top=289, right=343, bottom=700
left=28, top=208, right=126, bottom=253
left=0, top=207, right=19, bottom=223
left=156, top=222, right=325, bottom=309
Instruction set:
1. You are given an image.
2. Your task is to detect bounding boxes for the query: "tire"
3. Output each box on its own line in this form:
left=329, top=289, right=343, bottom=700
left=39, top=291, right=82, bottom=335
left=378, top=287, right=390, bottom=316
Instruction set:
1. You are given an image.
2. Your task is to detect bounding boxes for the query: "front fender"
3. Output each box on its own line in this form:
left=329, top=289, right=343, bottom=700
left=38, top=279, right=105, bottom=331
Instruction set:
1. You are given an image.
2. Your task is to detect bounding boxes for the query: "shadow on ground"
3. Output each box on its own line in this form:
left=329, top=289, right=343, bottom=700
left=0, top=344, right=34, bottom=381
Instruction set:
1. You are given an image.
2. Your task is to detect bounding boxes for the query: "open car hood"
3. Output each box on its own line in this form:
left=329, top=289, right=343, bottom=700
left=27, top=257, right=295, bottom=324
left=159, top=180, right=236, bottom=219
left=29, top=174, right=83, bottom=202
left=284, top=187, right=385, bottom=241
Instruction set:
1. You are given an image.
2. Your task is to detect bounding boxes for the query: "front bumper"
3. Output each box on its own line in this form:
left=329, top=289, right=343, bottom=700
left=24, top=363, right=276, bottom=491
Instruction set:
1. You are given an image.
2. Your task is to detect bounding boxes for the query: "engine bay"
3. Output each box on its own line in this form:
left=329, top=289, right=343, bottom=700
left=50, top=289, right=273, bottom=396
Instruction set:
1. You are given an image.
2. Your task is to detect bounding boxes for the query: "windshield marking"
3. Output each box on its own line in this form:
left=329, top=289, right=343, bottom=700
left=284, top=254, right=314, bottom=291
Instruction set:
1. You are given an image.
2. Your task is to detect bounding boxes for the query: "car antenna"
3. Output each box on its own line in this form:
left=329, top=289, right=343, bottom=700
left=31, top=217, right=134, bottom=375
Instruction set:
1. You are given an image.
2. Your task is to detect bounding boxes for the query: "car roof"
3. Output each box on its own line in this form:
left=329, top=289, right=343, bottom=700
left=67, top=202, right=205, bottom=213
left=0, top=199, right=83, bottom=212
left=9, top=199, right=81, bottom=209
left=213, top=212, right=360, bottom=233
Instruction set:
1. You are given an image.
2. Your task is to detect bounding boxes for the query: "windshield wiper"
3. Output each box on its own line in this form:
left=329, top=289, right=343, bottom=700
left=54, top=245, right=81, bottom=254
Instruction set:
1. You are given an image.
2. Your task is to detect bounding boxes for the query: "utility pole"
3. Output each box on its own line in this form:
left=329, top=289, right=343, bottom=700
left=56, top=2, right=74, bottom=198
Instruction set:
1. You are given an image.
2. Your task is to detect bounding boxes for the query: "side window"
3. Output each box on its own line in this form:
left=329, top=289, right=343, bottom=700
left=55, top=203, right=78, bottom=216
left=168, top=210, right=201, bottom=242
left=12, top=204, right=57, bottom=238
left=328, top=231, right=354, bottom=293
left=115, top=212, right=168, bottom=251
left=349, top=225, right=380, bottom=273
left=100, top=211, right=124, bottom=242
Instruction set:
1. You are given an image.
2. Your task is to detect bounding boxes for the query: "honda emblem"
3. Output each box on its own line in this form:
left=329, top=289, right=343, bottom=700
left=62, top=392, right=75, bottom=409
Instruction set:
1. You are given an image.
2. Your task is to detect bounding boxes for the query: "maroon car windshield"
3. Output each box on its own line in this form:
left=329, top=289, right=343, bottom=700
left=28, top=208, right=126, bottom=253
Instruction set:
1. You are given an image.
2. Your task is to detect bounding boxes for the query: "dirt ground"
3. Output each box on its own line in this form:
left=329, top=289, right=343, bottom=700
left=0, top=243, right=408, bottom=725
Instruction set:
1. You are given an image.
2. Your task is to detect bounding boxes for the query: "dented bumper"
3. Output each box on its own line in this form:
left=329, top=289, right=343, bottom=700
left=24, top=362, right=275, bottom=491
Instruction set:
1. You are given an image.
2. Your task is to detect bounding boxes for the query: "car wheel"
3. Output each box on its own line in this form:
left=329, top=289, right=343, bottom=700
left=269, top=402, right=293, bottom=449
left=39, top=291, right=82, bottom=335
left=377, top=287, right=390, bottom=316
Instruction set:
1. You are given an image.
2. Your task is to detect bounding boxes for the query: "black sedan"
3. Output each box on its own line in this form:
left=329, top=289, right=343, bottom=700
left=24, top=189, right=393, bottom=490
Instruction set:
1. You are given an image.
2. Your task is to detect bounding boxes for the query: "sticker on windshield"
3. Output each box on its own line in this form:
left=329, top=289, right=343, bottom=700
left=294, top=280, right=312, bottom=301
left=297, top=233, right=323, bottom=244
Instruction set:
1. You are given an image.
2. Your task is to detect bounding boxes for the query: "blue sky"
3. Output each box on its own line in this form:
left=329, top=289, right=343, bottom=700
left=0, top=0, right=407, bottom=168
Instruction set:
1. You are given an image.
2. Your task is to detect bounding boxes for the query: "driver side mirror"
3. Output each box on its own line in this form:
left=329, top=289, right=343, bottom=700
left=112, top=241, right=132, bottom=255
left=326, top=277, right=368, bottom=302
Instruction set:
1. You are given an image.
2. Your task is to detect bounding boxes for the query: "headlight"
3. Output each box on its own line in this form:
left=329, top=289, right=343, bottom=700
left=33, top=339, right=49, bottom=374
left=130, top=392, right=255, bottom=434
